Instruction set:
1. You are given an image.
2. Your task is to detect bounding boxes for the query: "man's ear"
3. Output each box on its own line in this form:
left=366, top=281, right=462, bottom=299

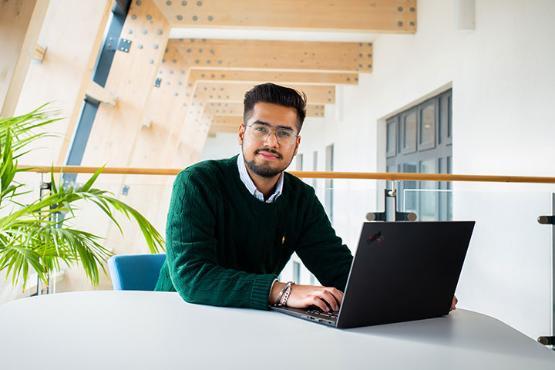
left=293, top=135, right=301, bottom=156
left=238, top=124, right=245, bottom=145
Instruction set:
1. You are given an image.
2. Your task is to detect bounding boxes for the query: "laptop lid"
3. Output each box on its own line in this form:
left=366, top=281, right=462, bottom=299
left=336, top=221, right=474, bottom=329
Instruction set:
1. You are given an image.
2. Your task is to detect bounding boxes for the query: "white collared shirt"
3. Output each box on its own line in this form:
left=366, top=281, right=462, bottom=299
left=237, top=153, right=284, bottom=203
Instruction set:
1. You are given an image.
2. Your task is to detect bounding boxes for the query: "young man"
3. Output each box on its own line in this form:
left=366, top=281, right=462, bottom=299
left=155, top=83, right=351, bottom=312
left=155, top=83, right=457, bottom=313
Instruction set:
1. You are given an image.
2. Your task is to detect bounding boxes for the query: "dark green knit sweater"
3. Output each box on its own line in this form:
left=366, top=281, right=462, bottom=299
left=155, top=155, right=353, bottom=310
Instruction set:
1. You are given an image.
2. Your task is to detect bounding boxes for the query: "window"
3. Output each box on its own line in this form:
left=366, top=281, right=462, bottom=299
left=386, top=118, right=397, bottom=157
left=419, top=101, right=436, bottom=150
left=295, top=153, right=303, bottom=171
left=386, top=90, right=452, bottom=221
left=292, top=261, right=301, bottom=283
left=400, top=110, right=417, bottom=154
left=312, top=151, right=318, bottom=189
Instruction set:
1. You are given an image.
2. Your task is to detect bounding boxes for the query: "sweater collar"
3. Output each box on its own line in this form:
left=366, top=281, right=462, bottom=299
left=237, top=152, right=284, bottom=203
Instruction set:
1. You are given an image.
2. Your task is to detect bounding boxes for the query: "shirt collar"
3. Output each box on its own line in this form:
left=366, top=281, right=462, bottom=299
left=237, top=153, right=284, bottom=203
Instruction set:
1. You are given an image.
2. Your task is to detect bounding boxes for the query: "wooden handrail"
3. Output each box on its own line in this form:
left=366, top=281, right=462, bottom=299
left=17, top=165, right=555, bottom=184
left=19, top=165, right=180, bottom=176
left=291, top=171, right=555, bottom=184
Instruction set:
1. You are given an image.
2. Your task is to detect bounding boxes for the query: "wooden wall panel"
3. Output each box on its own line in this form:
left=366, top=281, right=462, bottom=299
left=178, top=109, right=211, bottom=163
left=5, top=0, right=112, bottom=165
left=81, top=0, right=170, bottom=167
left=127, top=52, right=188, bottom=168
left=0, top=0, right=126, bottom=297
left=73, top=0, right=176, bottom=266
left=209, top=115, right=242, bottom=135
left=154, top=0, right=417, bottom=33
left=129, top=53, right=207, bottom=169
left=0, top=0, right=38, bottom=115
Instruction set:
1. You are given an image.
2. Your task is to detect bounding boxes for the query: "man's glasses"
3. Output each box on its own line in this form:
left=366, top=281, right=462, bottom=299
left=245, top=122, right=298, bottom=145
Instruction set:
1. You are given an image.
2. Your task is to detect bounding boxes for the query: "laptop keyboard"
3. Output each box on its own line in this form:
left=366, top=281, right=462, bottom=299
left=306, top=309, right=339, bottom=319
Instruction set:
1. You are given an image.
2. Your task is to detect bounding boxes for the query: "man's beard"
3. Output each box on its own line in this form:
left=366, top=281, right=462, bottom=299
left=243, top=147, right=288, bottom=178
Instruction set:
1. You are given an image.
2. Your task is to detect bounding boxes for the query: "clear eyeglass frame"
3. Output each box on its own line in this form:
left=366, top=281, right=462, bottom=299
left=245, top=123, right=298, bottom=145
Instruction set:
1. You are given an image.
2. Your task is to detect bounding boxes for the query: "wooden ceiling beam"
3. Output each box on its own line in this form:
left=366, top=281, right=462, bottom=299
left=213, top=115, right=242, bottom=127
left=188, top=69, right=359, bottom=85
left=209, top=115, right=243, bottom=135
left=153, top=0, right=416, bottom=33
left=204, top=102, right=325, bottom=118
left=154, top=41, right=365, bottom=107
left=192, top=82, right=335, bottom=105
left=209, top=125, right=239, bottom=135
left=164, top=39, right=372, bottom=72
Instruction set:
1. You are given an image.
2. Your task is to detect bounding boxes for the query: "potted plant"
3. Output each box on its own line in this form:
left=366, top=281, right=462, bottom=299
left=0, top=105, right=164, bottom=291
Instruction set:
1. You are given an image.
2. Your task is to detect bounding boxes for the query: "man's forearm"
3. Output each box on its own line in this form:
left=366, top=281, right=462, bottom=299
left=168, top=256, right=276, bottom=309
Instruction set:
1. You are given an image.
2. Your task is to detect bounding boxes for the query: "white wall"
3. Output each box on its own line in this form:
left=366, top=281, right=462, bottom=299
left=201, top=0, right=555, bottom=339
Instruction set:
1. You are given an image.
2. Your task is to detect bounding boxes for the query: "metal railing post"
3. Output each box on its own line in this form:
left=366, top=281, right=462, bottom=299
left=537, top=193, right=555, bottom=350
left=366, top=182, right=417, bottom=222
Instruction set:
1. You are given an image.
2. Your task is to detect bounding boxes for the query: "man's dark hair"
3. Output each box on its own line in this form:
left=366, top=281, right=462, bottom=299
left=243, top=83, right=307, bottom=131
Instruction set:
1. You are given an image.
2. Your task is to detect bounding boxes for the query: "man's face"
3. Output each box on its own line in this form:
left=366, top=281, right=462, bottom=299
left=238, top=102, right=301, bottom=178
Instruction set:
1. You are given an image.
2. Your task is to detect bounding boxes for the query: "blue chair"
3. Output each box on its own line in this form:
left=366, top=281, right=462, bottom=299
left=108, top=254, right=166, bottom=291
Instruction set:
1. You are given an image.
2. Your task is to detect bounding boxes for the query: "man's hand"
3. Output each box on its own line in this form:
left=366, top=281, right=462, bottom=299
left=270, top=282, right=343, bottom=312
left=270, top=283, right=457, bottom=313
left=451, top=295, right=458, bottom=311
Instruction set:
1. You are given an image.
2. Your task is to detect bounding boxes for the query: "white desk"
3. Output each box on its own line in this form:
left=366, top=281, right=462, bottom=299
left=0, top=291, right=553, bottom=370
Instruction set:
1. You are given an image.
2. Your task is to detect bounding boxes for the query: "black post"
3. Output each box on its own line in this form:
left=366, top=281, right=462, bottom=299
left=536, top=193, right=555, bottom=350
left=35, top=181, right=52, bottom=296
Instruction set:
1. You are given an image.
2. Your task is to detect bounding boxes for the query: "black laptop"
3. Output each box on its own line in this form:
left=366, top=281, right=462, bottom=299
left=271, top=221, right=475, bottom=329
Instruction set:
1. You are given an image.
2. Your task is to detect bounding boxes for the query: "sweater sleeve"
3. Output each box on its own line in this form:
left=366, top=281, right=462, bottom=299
left=166, top=170, right=276, bottom=310
left=294, top=188, right=353, bottom=291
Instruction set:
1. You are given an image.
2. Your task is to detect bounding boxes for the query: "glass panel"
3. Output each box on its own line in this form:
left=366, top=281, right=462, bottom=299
left=6, top=171, right=555, bottom=343
left=447, top=95, right=452, bottom=139
left=386, top=164, right=397, bottom=190
left=419, top=159, right=438, bottom=221
left=447, top=156, right=453, bottom=220
left=438, top=157, right=449, bottom=220
left=419, top=102, right=436, bottom=150
left=438, top=96, right=442, bottom=145
left=386, top=119, right=396, bottom=157
left=400, top=163, right=418, bottom=213
left=293, top=261, right=301, bottom=283
left=402, top=111, right=417, bottom=153
left=397, top=183, right=553, bottom=340
left=312, top=151, right=318, bottom=189
left=325, top=144, right=334, bottom=222
left=295, top=153, right=303, bottom=171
